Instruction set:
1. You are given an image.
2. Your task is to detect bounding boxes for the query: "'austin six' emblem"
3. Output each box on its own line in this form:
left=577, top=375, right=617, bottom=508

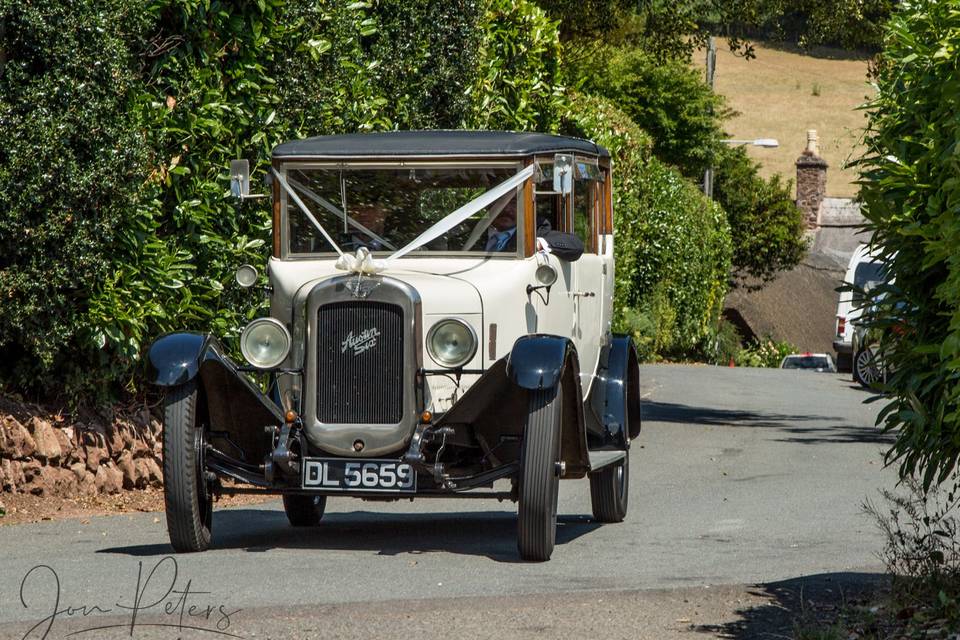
left=341, top=328, right=381, bottom=356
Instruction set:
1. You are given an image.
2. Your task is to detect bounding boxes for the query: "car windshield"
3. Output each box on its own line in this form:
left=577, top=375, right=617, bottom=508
left=281, top=164, right=523, bottom=256
left=782, top=355, right=832, bottom=370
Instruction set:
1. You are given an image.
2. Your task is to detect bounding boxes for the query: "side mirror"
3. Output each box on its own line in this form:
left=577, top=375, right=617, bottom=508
left=230, top=159, right=250, bottom=198
left=553, top=154, right=573, bottom=195
left=230, top=159, right=266, bottom=200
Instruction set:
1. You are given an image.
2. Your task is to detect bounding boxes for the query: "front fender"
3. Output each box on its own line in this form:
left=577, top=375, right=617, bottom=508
left=505, top=334, right=577, bottom=390
left=147, top=332, right=283, bottom=467
left=147, top=332, right=219, bottom=387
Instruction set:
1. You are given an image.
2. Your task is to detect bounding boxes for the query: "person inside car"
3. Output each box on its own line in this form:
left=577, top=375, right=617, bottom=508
left=484, top=198, right=554, bottom=252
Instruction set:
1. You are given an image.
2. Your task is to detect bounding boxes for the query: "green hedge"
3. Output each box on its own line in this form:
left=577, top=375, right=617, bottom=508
left=0, top=0, right=515, bottom=401
left=575, top=45, right=727, bottom=180
left=563, top=93, right=732, bottom=355
left=0, top=1, right=154, bottom=394
left=471, top=0, right=564, bottom=131
left=0, top=0, right=733, bottom=401
left=857, top=0, right=960, bottom=487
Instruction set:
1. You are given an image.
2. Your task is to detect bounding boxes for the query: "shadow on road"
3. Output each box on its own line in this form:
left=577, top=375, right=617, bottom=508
left=692, top=571, right=889, bottom=639
left=643, top=400, right=893, bottom=445
left=97, top=509, right=601, bottom=562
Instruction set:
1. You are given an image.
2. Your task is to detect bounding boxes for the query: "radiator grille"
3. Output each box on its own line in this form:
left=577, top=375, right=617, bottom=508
left=316, top=302, right=404, bottom=424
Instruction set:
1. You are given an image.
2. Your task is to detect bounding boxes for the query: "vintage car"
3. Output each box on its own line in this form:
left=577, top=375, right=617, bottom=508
left=148, top=131, right=642, bottom=561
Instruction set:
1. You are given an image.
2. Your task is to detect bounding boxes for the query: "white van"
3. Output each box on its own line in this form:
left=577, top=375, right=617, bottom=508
left=833, top=244, right=884, bottom=372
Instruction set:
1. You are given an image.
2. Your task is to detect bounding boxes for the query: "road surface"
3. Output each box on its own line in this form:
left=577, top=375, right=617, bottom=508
left=0, top=365, right=896, bottom=639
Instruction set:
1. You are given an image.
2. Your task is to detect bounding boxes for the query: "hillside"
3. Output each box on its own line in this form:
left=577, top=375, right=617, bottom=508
left=696, top=42, right=875, bottom=197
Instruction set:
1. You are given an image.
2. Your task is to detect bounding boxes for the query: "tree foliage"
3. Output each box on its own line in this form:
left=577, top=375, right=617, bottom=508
left=576, top=45, right=727, bottom=179
left=713, top=146, right=807, bottom=285
left=564, top=93, right=732, bottom=354
left=0, top=0, right=154, bottom=394
left=0, top=0, right=552, bottom=401
left=857, top=0, right=960, bottom=487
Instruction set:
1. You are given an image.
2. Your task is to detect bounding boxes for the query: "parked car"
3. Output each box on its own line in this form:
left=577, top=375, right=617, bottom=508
left=834, top=244, right=884, bottom=372
left=148, top=131, right=642, bottom=561
left=780, top=353, right=837, bottom=372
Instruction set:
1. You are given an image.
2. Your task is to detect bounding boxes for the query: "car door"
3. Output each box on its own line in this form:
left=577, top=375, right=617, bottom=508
left=570, top=163, right=605, bottom=395
left=530, top=169, right=576, bottom=339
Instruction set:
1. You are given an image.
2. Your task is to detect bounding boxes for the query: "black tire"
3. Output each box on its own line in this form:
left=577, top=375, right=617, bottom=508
left=517, top=385, right=563, bottom=562
left=835, top=352, right=853, bottom=373
left=853, top=345, right=882, bottom=388
left=162, top=379, right=213, bottom=553
left=589, top=453, right=629, bottom=522
left=282, top=494, right=327, bottom=527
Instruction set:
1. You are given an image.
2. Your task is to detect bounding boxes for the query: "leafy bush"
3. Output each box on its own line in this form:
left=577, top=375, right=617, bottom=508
left=534, top=0, right=634, bottom=39
left=471, top=0, right=565, bottom=132
left=563, top=93, right=732, bottom=353
left=0, top=0, right=521, bottom=402
left=614, top=286, right=677, bottom=362
left=857, top=0, right=960, bottom=488
left=713, top=145, right=807, bottom=285
left=0, top=1, right=153, bottom=396
left=705, top=318, right=744, bottom=366
left=734, top=337, right=796, bottom=368
left=576, top=46, right=727, bottom=180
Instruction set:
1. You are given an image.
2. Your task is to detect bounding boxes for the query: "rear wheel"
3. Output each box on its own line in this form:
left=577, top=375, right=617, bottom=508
left=589, top=453, right=629, bottom=522
left=517, top=385, right=563, bottom=562
left=282, top=494, right=327, bottom=527
left=163, top=380, right=213, bottom=553
left=854, top=345, right=882, bottom=388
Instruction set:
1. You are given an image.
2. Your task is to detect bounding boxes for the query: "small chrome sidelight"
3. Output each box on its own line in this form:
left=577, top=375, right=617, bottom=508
left=235, top=264, right=258, bottom=288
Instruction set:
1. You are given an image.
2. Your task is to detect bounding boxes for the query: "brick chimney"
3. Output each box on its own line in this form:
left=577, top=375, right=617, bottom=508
left=795, top=130, right=828, bottom=228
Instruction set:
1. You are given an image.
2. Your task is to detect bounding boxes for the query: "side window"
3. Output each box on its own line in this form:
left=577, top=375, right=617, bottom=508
left=573, top=176, right=594, bottom=253
left=534, top=163, right=561, bottom=235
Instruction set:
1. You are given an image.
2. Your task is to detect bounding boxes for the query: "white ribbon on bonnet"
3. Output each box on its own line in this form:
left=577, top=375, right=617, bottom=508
left=272, top=164, right=535, bottom=276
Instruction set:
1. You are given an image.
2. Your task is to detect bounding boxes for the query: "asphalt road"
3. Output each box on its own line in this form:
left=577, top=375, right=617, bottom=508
left=0, top=365, right=896, bottom=639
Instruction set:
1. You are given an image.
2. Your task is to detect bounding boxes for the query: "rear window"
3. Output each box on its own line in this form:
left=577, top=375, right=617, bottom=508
left=782, top=355, right=831, bottom=370
left=852, top=261, right=885, bottom=304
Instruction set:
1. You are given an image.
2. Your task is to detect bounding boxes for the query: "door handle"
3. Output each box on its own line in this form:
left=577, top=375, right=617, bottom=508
left=571, top=292, right=596, bottom=297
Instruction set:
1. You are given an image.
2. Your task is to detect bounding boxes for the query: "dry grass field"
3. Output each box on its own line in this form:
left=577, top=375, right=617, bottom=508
left=695, top=42, right=875, bottom=197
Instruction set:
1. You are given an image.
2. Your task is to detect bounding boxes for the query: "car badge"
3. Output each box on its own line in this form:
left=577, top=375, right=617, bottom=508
left=341, top=328, right=381, bottom=356
left=345, top=274, right=381, bottom=299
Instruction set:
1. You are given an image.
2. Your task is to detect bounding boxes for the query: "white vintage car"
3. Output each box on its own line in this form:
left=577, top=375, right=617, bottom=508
left=148, top=131, right=642, bottom=561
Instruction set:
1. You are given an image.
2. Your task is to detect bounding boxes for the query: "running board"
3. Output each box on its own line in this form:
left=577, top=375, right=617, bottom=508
left=587, top=450, right=626, bottom=471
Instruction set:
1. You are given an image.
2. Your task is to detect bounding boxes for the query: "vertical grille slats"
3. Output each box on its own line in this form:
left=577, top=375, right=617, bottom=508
left=316, top=302, right=403, bottom=424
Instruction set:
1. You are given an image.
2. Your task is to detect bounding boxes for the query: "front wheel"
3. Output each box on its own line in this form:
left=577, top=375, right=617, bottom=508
left=517, top=385, right=563, bottom=562
left=283, top=494, right=327, bottom=527
left=162, top=379, right=213, bottom=552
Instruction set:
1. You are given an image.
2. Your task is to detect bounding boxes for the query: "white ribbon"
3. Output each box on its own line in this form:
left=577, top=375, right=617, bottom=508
left=273, top=163, right=536, bottom=275
left=387, top=164, right=534, bottom=261
left=334, top=246, right=387, bottom=274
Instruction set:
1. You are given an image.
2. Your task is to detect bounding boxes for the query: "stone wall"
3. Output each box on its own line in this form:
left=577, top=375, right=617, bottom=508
left=0, top=410, right=162, bottom=497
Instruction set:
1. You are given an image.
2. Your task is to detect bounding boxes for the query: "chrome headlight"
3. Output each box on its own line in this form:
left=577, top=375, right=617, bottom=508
left=240, top=318, right=291, bottom=369
left=427, top=319, right=477, bottom=368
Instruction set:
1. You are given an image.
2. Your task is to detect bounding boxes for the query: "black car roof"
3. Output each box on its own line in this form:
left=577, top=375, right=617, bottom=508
left=271, top=130, right=609, bottom=160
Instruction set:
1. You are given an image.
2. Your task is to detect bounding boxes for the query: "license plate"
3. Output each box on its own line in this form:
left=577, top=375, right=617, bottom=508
left=302, top=458, right=417, bottom=493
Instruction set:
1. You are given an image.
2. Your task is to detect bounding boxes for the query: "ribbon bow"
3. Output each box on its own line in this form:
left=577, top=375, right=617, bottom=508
left=334, top=247, right=387, bottom=275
